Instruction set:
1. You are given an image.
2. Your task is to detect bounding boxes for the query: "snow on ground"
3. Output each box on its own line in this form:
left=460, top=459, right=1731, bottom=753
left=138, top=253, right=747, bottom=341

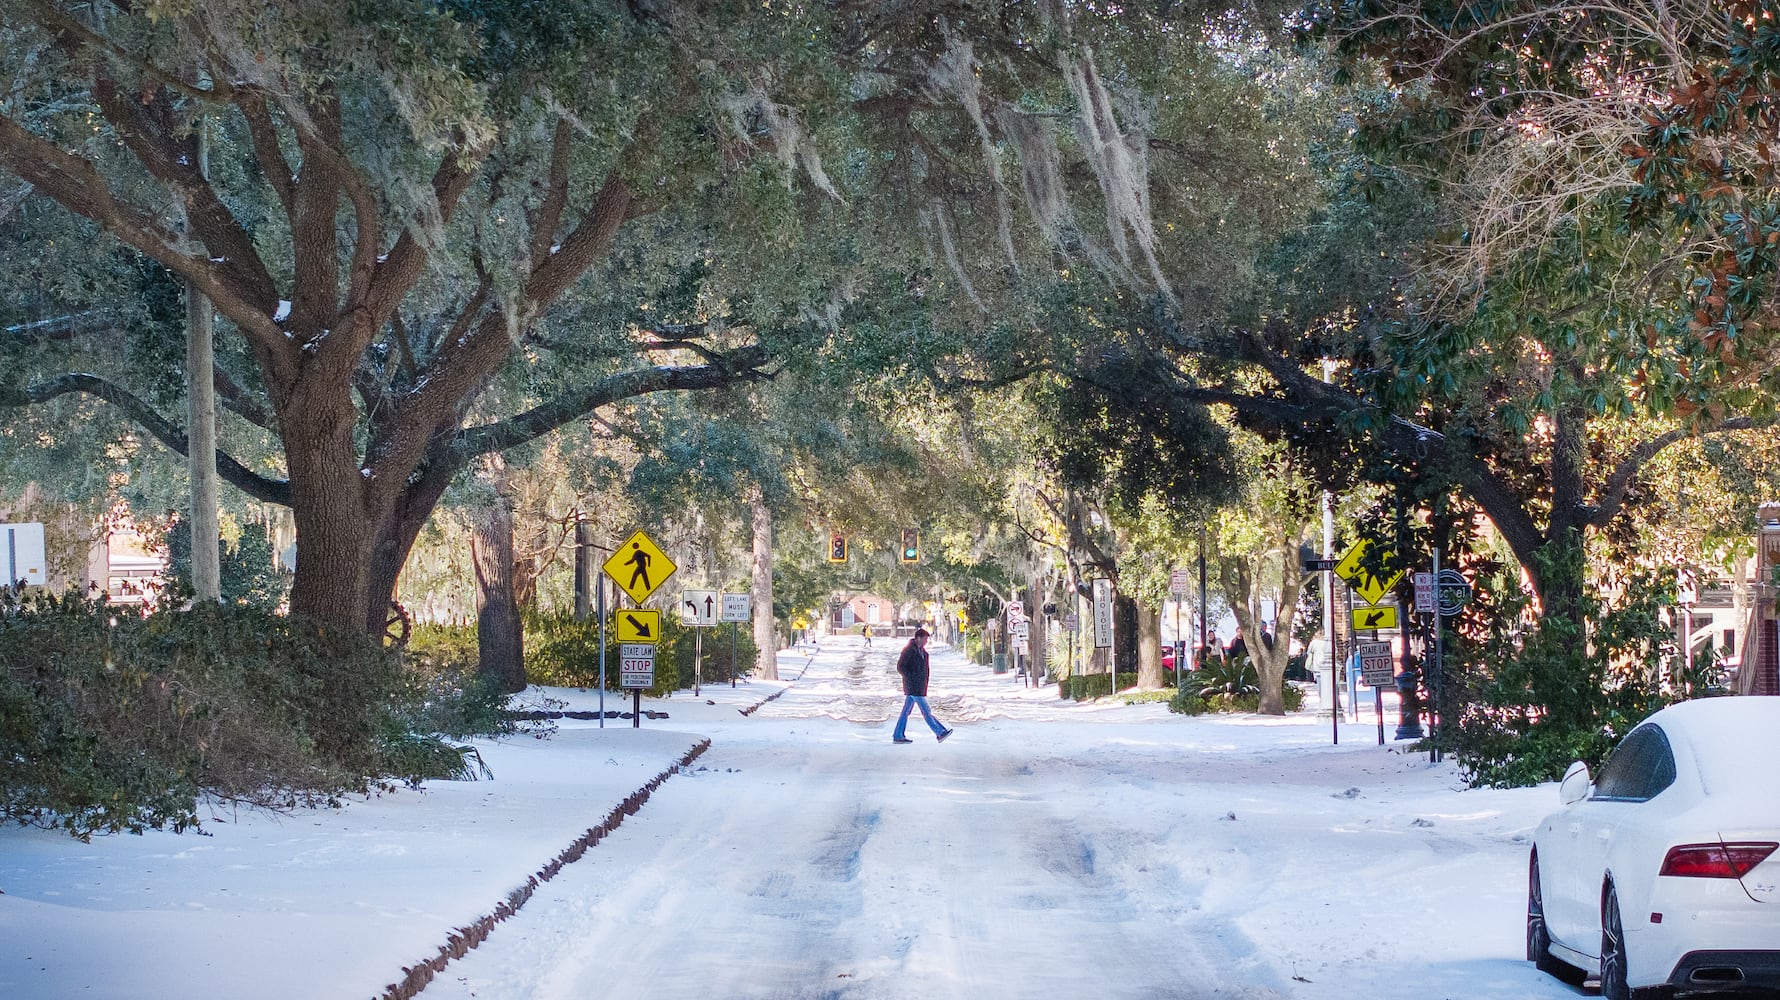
left=1, top=636, right=1586, bottom=1000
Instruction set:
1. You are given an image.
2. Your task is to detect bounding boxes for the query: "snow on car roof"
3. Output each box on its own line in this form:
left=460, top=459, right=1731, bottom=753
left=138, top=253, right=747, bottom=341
left=1650, top=696, right=1780, bottom=793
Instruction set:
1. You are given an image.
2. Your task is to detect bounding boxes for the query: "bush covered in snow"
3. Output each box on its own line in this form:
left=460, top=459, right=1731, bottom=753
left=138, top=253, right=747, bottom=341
left=0, top=593, right=495, bottom=839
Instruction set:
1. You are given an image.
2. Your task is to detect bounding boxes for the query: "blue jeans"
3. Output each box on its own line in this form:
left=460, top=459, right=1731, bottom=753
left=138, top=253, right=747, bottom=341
left=893, top=695, right=946, bottom=739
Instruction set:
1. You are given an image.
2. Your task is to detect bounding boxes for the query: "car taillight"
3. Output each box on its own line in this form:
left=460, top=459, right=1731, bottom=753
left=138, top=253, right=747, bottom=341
left=1660, top=843, right=1779, bottom=878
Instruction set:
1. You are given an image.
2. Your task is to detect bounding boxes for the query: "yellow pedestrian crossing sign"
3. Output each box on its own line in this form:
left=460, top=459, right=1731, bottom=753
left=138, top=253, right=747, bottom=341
left=1351, top=603, right=1398, bottom=631
left=1334, top=539, right=1404, bottom=607
left=603, top=529, right=676, bottom=604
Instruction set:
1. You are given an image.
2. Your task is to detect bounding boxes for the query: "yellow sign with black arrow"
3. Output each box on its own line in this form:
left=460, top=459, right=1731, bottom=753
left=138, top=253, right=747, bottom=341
left=613, top=609, right=662, bottom=644
left=1334, top=539, right=1405, bottom=607
left=1351, top=603, right=1398, bottom=631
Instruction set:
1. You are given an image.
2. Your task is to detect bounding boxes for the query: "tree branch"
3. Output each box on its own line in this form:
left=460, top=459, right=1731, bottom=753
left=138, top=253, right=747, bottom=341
left=0, top=373, right=290, bottom=504
left=450, top=344, right=772, bottom=460
left=1590, top=416, right=1771, bottom=526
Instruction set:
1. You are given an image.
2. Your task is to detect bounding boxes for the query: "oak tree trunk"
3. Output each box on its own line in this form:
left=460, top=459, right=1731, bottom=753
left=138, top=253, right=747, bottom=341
left=470, top=493, right=526, bottom=694
left=1137, top=602, right=1164, bottom=690
left=751, top=497, right=778, bottom=680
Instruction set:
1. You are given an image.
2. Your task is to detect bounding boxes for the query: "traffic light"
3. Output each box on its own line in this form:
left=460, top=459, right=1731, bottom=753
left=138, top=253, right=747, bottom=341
left=828, top=533, right=848, bottom=563
left=900, top=528, right=919, bottom=563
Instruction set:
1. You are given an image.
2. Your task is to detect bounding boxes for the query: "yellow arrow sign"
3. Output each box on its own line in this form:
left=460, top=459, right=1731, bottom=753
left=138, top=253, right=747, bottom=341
left=1351, top=604, right=1398, bottom=631
left=603, top=529, right=677, bottom=604
left=613, top=609, right=662, bottom=644
left=1334, top=539, right=1405, bottom=606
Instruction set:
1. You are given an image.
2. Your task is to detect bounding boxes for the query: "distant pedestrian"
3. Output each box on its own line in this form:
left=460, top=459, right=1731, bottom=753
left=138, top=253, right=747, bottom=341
left=892, top=628, right=952, bottom=744
left=862, top=624, right=872, bottom=649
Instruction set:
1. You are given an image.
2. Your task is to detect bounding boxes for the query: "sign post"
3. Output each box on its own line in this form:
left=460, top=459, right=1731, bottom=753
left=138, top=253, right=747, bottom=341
left=601, top=529, right=675, bottom=728
left=721, top=593, right=750, bottom=688
left=681, top=589, right=717, bottom=694
left=1170, top=567, right=1190, bottom=679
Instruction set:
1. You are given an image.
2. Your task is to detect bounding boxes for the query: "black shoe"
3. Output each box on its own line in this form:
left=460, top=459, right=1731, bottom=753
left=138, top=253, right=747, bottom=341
left=893, top=737, right=914, bottom=744
left=937, top=729, right=953, bottom=743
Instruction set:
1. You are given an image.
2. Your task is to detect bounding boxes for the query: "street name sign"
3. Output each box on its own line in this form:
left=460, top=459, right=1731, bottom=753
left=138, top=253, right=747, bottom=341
left=620, top=643, right=656, bottom=689
left=613, top=609, right=662, bottom=644
left=603, top=529, right=676, bottom=604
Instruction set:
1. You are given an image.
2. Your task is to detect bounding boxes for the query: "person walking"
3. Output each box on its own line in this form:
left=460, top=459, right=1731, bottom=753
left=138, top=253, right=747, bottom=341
left=892, top=628, right=952, bottom=744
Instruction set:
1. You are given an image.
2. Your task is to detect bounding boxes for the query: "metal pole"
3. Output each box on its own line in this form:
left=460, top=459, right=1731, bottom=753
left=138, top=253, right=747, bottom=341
left=1375, top=666, right=1386, bottom=745
left=6, top=526, right=16, bottom=593
left=731, top=621, right=738, bottom=687
left=1198, top=527, right=1208, bottom=675
left=695, top=628, right=703, bottom=696
left=597, top=573, right=607, bottom=728
left=1431, top=546, right=1444, bottom=764
left=1326, top=514, right=1339, bottom=745
left=1174, top=587, right=1182, bottom=690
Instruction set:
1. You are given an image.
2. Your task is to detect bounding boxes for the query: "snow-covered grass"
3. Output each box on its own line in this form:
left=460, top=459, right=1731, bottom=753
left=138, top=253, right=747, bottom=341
left=1, top=637, right=1585, bottom=999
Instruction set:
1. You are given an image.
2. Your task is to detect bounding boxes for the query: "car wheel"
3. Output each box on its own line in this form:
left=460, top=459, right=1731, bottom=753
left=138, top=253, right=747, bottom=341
left=1528, top=853, right=1583, bottom=984
left=1527, top=853, right=1555, bottom=967
left=1600, top=884, right=1631, bottom=1000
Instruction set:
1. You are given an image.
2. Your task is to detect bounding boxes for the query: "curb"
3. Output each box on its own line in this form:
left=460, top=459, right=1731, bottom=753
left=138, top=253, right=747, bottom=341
left=378, top=738, right=713, bottom=1000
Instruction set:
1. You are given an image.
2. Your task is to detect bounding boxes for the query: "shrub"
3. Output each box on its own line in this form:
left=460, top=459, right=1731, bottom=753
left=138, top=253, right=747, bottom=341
left=0, top=593, right=403, bottom=839
left=523, top=609, right=759, bottom=696
left=1447, top=549, right=1682, bottom=788
left=1191, top=654, right=1259, bottom=699
left=396, top=623, right=512, bottom=739
left=1065, top=672, right=1135, bottom=701
left=1168, top=687, right=1208, bottom=715
left=1167, top=679, right=1305, bottom=715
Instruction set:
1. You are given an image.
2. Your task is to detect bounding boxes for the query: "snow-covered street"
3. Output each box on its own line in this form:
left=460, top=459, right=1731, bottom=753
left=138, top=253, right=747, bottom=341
left=3, top=637, right=1588, bottom=999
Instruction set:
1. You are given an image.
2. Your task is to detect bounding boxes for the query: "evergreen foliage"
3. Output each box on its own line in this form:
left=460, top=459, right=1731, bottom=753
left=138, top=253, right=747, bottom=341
left=1445, top=548, right=1703, bottom=787
left=0, top=595, right=508, bottom=839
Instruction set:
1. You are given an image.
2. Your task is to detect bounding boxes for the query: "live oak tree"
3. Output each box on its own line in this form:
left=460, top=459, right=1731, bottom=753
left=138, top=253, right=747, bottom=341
left=0, top=0, right=804, bottom=635
left=2, top=0, right=1308, bottom=642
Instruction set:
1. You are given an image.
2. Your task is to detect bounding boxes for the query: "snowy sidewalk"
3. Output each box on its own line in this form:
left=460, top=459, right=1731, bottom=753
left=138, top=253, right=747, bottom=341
left=0, top=669, right=796, bottom=1000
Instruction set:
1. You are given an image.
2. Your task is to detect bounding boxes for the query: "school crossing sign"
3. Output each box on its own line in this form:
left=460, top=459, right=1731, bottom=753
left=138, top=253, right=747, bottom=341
left=602, top=529, right=677, bottom=604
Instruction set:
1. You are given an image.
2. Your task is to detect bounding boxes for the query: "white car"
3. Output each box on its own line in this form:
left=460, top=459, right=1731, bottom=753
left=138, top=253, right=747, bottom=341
left=1528, top=697, right=1780, bottom=998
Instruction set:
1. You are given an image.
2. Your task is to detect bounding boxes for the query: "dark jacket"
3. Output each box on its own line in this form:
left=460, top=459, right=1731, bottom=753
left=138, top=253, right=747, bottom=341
left=896, top=641, right=930, bottom=696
